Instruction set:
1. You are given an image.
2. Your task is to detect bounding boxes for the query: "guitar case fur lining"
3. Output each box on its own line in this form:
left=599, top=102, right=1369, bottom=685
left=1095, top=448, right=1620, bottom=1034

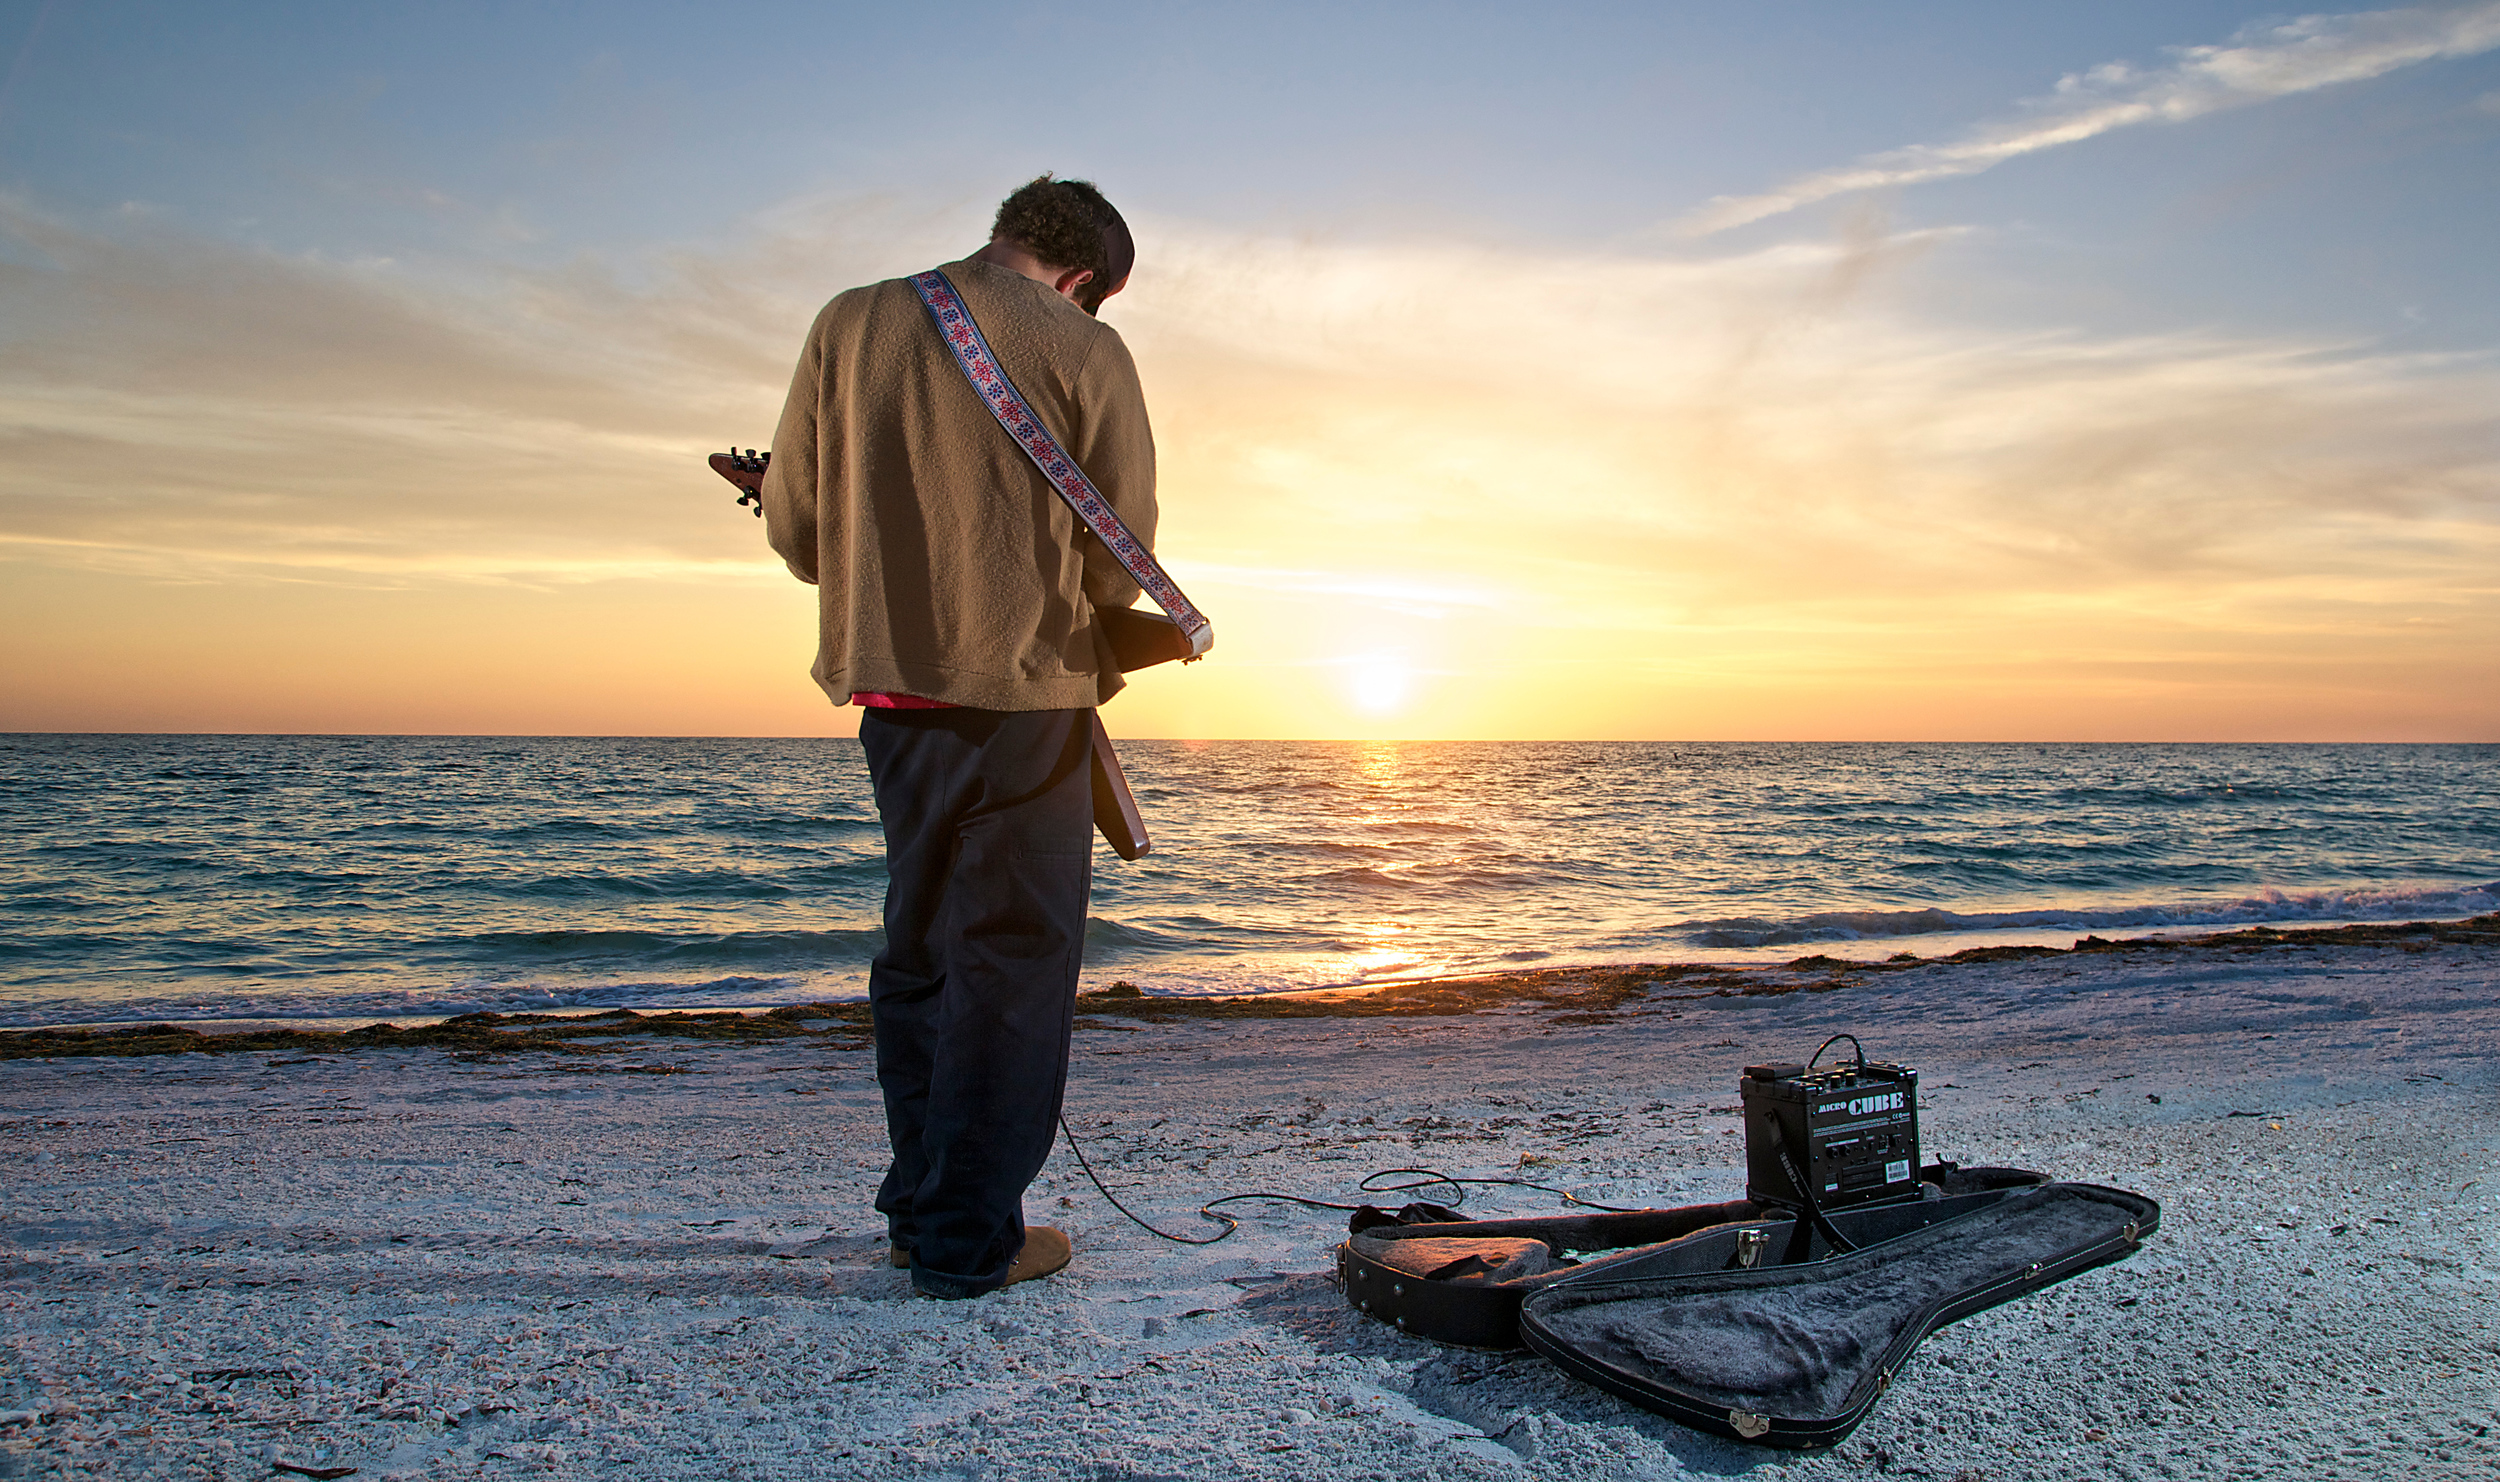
left=1518, top=1180, right=2159, bottom=1449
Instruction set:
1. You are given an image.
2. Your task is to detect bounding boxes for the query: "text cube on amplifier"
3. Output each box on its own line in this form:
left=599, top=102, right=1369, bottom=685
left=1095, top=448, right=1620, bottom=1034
left=1741, top=1057, right=1922, bottom=1212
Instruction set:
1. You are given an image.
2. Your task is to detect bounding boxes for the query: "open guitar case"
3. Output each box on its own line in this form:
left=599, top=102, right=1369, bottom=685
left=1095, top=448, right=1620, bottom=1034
left=1338, top=1163, right=2159, bottom=1450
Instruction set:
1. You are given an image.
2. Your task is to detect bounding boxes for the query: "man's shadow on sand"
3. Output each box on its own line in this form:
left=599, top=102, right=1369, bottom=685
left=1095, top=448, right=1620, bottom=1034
left=1238, top=1273, right=1781, bottom=1476
left=765, top=1234, right=927, bottom=1300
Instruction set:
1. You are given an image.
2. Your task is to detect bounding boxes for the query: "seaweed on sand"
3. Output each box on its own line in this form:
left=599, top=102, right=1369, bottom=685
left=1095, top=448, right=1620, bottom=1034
left=5, top=914, right=2489, bottom=1061
left=0, top=1004, right=876, bottom=1062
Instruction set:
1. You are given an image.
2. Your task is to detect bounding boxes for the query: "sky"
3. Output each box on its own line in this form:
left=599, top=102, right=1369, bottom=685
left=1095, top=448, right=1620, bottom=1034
left=1, top=1, right=2495, bottom=740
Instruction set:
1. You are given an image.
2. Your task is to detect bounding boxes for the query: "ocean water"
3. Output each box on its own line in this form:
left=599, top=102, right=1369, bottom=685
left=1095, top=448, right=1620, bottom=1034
left=1, top=734, right=2492, bottom=1029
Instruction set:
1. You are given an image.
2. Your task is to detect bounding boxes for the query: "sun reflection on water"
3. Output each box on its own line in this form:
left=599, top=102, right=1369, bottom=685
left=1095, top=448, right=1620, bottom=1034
left=1340, top=916, right=1424, bottom=979
left=1354, top=740, right=1405, bottom=791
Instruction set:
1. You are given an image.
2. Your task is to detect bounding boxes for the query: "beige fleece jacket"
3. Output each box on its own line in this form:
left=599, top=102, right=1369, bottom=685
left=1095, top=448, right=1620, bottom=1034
left=759, top=257, right=1158, bottom=710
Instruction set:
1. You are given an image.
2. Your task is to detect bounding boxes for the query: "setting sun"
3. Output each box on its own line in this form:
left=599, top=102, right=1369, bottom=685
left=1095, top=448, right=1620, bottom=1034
left=1344, top=655, right=1415, bottom=716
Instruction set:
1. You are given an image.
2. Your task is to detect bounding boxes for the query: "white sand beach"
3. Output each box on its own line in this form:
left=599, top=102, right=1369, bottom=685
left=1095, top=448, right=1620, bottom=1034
left=4, top=926, right=2496, bottom=1481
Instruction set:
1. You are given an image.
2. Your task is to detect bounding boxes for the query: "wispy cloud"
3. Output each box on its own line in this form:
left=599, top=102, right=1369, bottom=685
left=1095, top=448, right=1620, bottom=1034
left=4, top=190, right=2495, bottom=736
left=1675, top=3, right=2500, bottom=237
left=0, top=190, right=940, bottom=586
left=8, top=192, right=2494, bottom=603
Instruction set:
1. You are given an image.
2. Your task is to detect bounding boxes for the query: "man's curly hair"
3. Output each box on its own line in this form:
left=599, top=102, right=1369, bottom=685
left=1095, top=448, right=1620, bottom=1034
left=992, top=174, right=1125, bottom=312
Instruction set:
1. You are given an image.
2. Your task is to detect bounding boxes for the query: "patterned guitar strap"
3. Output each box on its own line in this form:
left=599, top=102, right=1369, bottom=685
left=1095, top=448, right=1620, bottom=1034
left=908, top=269, right=1213, bottom=659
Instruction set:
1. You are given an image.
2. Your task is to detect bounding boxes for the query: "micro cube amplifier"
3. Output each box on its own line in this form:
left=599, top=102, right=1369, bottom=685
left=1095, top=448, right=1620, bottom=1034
left=1742, top=1049, right=1921, bottom=1213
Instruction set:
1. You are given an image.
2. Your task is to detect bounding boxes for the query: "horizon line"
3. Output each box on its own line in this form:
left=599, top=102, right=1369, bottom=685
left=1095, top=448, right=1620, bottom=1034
left=5, top=731, right=2495, bottom=746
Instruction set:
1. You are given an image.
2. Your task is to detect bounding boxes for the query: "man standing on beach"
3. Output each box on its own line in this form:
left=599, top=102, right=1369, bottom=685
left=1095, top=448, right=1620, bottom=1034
left=757, top=177, right=1154, bottom=1300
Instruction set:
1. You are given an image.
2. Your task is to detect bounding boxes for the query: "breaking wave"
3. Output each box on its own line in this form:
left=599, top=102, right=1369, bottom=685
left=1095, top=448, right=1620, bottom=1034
left=1672, top=882, right=2500, bottom=949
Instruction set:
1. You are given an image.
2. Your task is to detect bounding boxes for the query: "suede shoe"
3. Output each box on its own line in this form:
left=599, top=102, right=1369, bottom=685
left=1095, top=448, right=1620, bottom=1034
left=1000, top=1226, right=1072, bottom=1288
left=888, top=1244, right=911, bottom=1270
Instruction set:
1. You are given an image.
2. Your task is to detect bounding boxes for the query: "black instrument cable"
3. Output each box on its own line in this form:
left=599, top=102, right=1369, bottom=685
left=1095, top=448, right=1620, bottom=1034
left=1057, top=1114, right=1648, bottom=1246
left=1767, top=1033, right=1873, bottom=1260
left=1058, top=1033, right=1914, bottom=1259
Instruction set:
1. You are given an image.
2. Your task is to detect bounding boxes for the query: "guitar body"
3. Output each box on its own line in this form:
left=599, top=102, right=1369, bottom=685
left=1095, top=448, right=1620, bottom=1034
left=1089, top=714, right=1151, bottom=860
left=1096, top=605, right=1198, bottom=673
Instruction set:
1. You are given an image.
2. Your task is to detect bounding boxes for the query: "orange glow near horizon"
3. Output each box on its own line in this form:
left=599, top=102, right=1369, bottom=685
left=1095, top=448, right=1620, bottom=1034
left=2, top=219, right=2495, bottom=742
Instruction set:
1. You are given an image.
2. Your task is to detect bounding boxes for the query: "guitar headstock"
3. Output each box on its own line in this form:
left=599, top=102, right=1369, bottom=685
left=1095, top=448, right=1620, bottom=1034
left=707, top=447, right=771, bottom=516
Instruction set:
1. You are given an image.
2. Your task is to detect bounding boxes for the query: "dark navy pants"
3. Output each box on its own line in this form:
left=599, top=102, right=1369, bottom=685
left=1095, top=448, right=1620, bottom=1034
left=857, top=705, right=1093, bottom=1299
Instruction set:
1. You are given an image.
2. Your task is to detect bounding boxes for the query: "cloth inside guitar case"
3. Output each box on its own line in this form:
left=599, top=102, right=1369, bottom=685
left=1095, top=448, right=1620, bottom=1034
left=1338, top=1162, right=2049, bottom=1350
left=1518, top=1179, right=2159, bottom=1449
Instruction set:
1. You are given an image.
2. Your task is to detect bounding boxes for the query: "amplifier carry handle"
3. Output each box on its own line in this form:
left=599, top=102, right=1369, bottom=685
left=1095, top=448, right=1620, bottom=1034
left=1807, top=1033, right=1868, bottom=1074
